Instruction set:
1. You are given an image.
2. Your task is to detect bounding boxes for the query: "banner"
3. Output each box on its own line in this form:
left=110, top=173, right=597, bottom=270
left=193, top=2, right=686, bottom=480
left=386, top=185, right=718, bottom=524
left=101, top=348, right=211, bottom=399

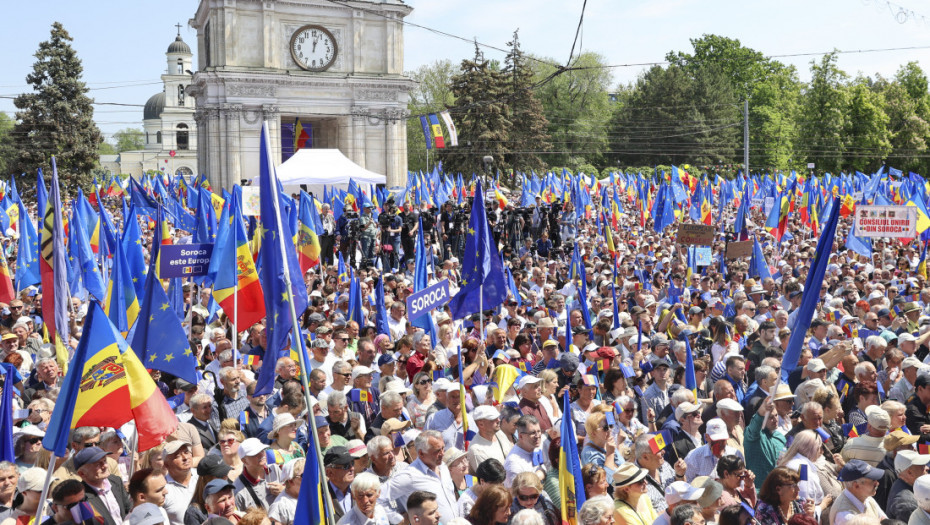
left=676, top=224, right=715, bottom=246
left=854, top=205, right=917, bottom=238
left=407, top=279, right=451, bottom=321
left=725, top=241, right=753, bottom=259
left=159, top=244, right=214, bottom=277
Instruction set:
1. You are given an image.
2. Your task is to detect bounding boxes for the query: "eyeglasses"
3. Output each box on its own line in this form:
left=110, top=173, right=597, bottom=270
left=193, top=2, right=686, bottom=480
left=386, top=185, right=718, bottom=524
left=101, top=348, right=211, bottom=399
left=623, top=408, right=635, bottom=414
left=337, top=373, right=351, bottom=378
left=337, top=338, right=349, bottom=342
left=780, top=483, right=799, bottom=490
left=219, top=439, right=237, bottom=445
left=417, top=379, right=432, bottom=385
left=330, top=464, right=355, bottom=471
left=517, top=493, right=540, bottom=502
left=64, top=496, right=89, bottom=510
left=81, top=441, right=101, bottom=448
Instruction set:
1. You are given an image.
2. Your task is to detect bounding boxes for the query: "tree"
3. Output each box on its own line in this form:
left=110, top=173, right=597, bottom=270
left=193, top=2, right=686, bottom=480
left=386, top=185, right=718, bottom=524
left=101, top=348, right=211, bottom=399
left=437, top=44, right=511, bottom=176
left=112, top=128, right=145, bottom=152
left=97, top=142, right=117, bottom=156
left=608, top=63, right=739, bottom=167
left=0, top=113, right=15, bottom=176
left=798, top=52, right=849, bottom=173
left=406, top=59, right=457, bottom=173
left=532, top=52, right=612, bottom=168
left=503, top=30, right=550, bottom=176
left=748, top=63, right=802, bottom=171
left=878, top=70, right=930, bottom=172
left=843, top=79, right=891, bottom=172
left=12, top=22, right=101, bottom=190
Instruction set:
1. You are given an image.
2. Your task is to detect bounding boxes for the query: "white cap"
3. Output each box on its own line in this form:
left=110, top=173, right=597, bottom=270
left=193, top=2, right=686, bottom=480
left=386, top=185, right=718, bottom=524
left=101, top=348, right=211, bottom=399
left=674, top=402, right=702, bottom=421
left=351, top=366, right=374, bottom=382
left=806, top=359, right=826, bottom=372
left=238, top=437, right=270, bottom=459
left=442, top=381, right=463, bottom=393
left=903, top=356, right=924, bottom=370
left=716, top=399, right=744, bottom=412
left=915, top=475, right=930, bottom=511
left=705, top=418, right=728, bottom=441
left=434, top=378, right=451, bottom=391
left=896, top=450, right=930, bottom=472
left=665, top=481, right=704, bottom=505
left=127, top=503, right=164, bottom=525
left=473, top=406, right=500, bottom=421
left=517, top=375, right=542, bottom=390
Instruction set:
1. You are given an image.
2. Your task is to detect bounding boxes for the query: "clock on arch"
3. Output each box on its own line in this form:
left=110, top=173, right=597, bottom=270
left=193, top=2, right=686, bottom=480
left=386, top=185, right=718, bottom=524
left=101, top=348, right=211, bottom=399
left=289, top=24, right=338, bottom=72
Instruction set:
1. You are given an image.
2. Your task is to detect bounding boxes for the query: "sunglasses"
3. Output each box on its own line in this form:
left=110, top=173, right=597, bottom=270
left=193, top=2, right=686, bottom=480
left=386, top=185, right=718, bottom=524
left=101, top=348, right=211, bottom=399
left=417, top=379, right=432, bottom=385
left=517, top=493, right=540, bottom=502
left=24, top=437, right=41, bottom=445
left=219, top=439, right=237, bottom=445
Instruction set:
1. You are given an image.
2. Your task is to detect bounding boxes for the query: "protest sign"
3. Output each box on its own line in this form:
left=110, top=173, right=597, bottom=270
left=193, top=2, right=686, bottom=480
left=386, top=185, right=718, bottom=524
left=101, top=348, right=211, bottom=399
left=854, top=205, right=917, bottom=238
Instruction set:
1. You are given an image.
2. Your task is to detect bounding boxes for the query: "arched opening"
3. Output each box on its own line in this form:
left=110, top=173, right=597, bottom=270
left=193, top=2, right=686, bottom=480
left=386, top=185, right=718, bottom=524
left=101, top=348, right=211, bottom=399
left=177, top=58, right=184, bottom=75
left=177, top=124, right=189, bottom=150
left=156, top=131, right=162, bottom=144
left=178, top=85, right=185, bottom=106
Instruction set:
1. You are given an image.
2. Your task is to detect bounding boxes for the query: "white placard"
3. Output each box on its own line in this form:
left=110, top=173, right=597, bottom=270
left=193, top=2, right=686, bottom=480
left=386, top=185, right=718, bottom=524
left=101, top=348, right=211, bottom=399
left=854, top=205, right=917, bottom=238
left=241, top=187, right=260, bottom=216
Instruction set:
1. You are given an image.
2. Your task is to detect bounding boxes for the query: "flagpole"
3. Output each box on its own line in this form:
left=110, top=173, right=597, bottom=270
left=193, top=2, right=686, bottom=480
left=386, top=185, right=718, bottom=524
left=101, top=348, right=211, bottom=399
left=267, top=132, right=336, bottom=525
left=33, top=452, right=57, bottom=523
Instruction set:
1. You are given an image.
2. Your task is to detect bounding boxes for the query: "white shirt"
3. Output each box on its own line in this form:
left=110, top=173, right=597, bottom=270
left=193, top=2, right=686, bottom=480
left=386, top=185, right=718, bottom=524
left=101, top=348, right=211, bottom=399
left=785, top=454, right=824, bottom=504
left=268, top=492, right=298, bottom=525
left=379, top=458, right=459, bottom=525
left=504, top=444, right=546, bottom=487
left=309, top=354, right=337, bottom=384
left=163, top=471, right=199, bottom=525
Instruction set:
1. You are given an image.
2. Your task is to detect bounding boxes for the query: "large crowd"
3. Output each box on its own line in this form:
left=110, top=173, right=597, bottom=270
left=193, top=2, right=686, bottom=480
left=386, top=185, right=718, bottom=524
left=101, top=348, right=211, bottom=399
left=1, top=168, right=928, bottom=525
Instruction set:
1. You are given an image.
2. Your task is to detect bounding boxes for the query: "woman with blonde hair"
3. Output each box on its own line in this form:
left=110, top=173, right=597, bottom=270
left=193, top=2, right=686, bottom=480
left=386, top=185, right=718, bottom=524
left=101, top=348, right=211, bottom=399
left=269, top=413, right=305, bottom=464
left=407, top=371, right=435, bottom=429
left=611, top=463, right=656, bottom=525
left=537, top=369, right=562, bottom=421
left=139, top=444, right=165, bottom=474
left=217, top=426, right=245, bottom=479
left=776, top=429, right=832, bottom=514
left=581, top=407, right=618, bottom=480
left=581, top=464, right=609, bottom=499
left=510, top=472, right=560, bottom=525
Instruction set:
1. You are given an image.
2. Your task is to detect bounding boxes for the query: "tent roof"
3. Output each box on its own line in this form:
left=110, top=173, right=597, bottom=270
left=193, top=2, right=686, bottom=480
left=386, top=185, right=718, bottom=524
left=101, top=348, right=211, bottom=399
left=273, top=149, right=386, bottom=186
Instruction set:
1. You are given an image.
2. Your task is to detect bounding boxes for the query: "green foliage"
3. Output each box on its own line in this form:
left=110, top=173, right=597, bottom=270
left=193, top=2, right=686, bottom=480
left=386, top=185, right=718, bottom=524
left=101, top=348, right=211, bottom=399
left=12, top=22, right=102, bottom=190
left=0, top=113, right=15, bottom=176
left=112, top=128, right=145, bottom=152
left=97, top=142, right=117, bottom=156
left=532, top=52, right=613, bottom=168
left=503, top=30, right=551, bottom=175
left=844, top=79, right=891, bottom=172
left=798, top=52, right=849, bottom=173
left=437, top=45, right=511, bottom=175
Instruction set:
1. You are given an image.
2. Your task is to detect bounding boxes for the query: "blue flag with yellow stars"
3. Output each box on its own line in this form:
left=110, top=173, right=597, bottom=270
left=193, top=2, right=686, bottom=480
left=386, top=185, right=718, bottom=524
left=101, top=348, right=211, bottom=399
left=447, top=180, right=507, bottom=320
left=127, top=271, right=198, bottom=384
left=254, top=122, right=309, bottom=396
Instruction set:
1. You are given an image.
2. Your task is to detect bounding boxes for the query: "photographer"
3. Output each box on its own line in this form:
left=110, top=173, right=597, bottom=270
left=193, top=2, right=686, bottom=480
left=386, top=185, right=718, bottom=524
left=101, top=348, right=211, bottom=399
left=400, top=208, right=418, bottom=266
left=379, top=202, right=402, bottom=271
left=319, top=202, right=336, bottom=266
left=439, top=202, right=456, bottom=260
left=358, top=204, right=380, bottom=267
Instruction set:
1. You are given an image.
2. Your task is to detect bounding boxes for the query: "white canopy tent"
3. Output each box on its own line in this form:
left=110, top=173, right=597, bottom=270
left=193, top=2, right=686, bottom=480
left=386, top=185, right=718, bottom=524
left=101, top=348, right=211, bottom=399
left=256, top=148, right=386, bottom=197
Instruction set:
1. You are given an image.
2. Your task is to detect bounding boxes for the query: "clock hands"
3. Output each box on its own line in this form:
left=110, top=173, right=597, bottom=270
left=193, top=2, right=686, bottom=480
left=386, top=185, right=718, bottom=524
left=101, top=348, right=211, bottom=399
left=312, top=33, right=318, bottom=53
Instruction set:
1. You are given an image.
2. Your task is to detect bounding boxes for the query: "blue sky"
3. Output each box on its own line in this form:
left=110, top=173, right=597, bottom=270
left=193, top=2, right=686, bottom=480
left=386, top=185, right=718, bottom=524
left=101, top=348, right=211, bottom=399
left=1, top=0, right=928, bottom=142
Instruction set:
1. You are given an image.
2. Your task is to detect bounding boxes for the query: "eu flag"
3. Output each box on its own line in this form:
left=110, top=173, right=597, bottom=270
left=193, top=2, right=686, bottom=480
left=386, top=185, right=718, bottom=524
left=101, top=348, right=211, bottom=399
left=374, top=277, right=390, bottom=336
left=781, top=197, right=841, bottom=382
left=0, top=366, right=13, bottom=462
left=293, top=416, right=325, bottom=525
left=128, top=271, right=199, bottom=384
left=559, top=390, right=586, bottom=525
left=447, top=181, right=507, bottom=320
left=254, top=122, right=309, bottom=396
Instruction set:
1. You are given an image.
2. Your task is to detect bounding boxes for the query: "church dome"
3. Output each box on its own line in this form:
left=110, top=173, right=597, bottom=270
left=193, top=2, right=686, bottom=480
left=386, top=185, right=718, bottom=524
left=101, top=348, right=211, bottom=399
left=144, top=92, right=165, bottom=120
left=167, top=35, right=191, bottom=54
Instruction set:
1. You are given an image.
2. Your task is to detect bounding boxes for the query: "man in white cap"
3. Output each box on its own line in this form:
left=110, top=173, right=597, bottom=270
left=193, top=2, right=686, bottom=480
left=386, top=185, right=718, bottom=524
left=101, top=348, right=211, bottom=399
left=233, top=438, right=282, bottom=511
left=911, top=475, right=930, bottom=525
left=466, top=406, right=513, bottom=473
left=890, top=356, right=924, bottom=403
left=651, top=481, right=704, bottom=525
left=683, top=418, right=743, bottom=482
left=841, top=405, right=891, bottom=467
left=715, top=399, right=744, bottom=455
left=888, top=450, right=930, bottom=521
left=424, top=382, right=467, bottom=450
left=161, top=441, right=197, bottom=525
left=515, top=375, right=555, bottom=438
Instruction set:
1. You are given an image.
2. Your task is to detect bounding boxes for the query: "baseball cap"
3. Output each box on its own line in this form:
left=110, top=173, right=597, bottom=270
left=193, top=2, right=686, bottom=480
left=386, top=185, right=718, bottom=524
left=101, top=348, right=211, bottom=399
left=866, top=405, right=891, bottom=431
left=674, top=402, right=702, bottom=421
left=914, top=475, right=930, bottom=510
left=346, top=439, right=368, bottom=459
left=517, top=375, right=542, bottom=390
left=806, top=359, right=826, bottom=372
left=903, top=356, right=923, bottom=370
left=837, top=459, right=884, bottom=482
left=351, top=366, right=374, bottom=382
left=884, top=429, right=920, bottom=451
left=900, top=333, right=918, bottom=343
left=127, top=503, right=164, bottom=525
left=377, top=354, right=395, bottom=367
left=895, top=450, right=930, bottom=472
left=323, top=446, right=353, bottom=467
left=197, top=454, right=232, bottom=478
left=163, top=440, right=192, bottom=456
left=559, top=352, right=580, bottom=372
left=473, top=406, right=500, bottom=421
left=381, top=418, right=411, bottom=435
left=716, top=399, right=744, bottom=413
left=203, top=479, right=235, bottom=497
left=705, top=418, right=728, bottom=441
left=73, top=446, right=108, bottom=471
left=237, top=438, right=270, bottom=459
left=665, top=481, right=704, bottom=505
left=18, top=468, right=52, bottom=492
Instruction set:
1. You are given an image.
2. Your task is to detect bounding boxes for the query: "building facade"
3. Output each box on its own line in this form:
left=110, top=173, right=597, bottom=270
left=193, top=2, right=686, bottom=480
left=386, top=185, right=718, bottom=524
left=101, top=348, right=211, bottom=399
left=100, top=33, right=199, bottom=178
left=186, top=0, right=414, bottom=191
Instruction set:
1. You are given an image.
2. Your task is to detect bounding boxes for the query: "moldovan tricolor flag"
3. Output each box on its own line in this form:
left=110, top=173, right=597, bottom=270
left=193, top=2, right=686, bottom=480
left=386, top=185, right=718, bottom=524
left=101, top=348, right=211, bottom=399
left=559, top=390, right=586, bottom=525
left=428, top=113, right=445, bottom=148
left=43, top=301, right=177, bottom=454
left=213, top=192, right=265, bottom=329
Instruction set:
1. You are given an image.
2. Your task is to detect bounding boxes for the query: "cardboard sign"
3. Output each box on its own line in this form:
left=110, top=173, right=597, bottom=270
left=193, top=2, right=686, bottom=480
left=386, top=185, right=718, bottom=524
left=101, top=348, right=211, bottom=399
left=763, top=197, right=775, bottom=215
left=854, top=205, right=917, bottom=238
left=159, top=244, right=214, bottom=278
left=726, top=241, right=753, bottom=259
left=407, top=279, right=451, bottom=321
left=677, top=224, right=715, bottom=246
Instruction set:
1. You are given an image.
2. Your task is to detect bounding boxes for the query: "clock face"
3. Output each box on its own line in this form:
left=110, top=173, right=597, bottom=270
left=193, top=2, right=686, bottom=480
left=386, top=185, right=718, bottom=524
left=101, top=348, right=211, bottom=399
left=290, top=25, right=337, bottom=72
